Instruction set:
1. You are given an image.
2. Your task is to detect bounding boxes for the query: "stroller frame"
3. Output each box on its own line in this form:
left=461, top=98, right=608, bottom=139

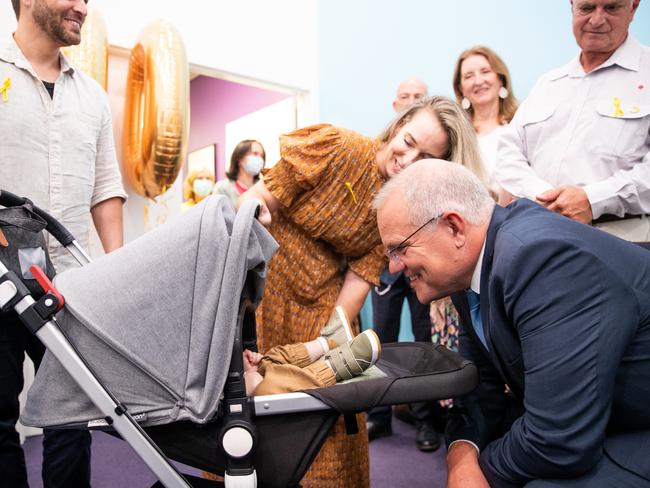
left=1, top=189, right=480, bottom=488
left=0, top=190, right=195, bottom=487
left=0, top=190, right=277, bottom=488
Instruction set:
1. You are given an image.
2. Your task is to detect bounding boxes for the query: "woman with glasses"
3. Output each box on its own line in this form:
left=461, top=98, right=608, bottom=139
left=239, top=96, right=487, bottom=488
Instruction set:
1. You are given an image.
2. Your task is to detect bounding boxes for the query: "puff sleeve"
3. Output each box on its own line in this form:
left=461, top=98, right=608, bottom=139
left=263, top=124, right=342, bottom=208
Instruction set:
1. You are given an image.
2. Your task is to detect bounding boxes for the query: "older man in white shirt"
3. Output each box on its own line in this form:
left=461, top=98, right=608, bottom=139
left=495, top=0, right=650, bottom=242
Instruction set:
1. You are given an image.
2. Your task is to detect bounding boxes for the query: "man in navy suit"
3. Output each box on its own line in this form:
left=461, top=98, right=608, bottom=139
left=374, top=159, right=650, bottom=487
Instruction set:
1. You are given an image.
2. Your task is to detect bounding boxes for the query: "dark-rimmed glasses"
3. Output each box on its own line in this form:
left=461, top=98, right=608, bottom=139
left=385, top=214, right=441, bottom=263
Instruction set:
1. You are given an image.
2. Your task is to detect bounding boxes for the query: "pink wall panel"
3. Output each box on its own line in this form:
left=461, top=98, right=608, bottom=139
left=189, top=76, right=290, bottom=179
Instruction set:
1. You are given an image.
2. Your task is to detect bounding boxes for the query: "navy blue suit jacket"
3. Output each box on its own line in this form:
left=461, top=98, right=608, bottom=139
left=448, top=200, right=650, bottom=487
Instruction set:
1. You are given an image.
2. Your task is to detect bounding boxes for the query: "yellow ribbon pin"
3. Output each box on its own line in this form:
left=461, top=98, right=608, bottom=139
left=0, top=77, right=10, bottom=103
left=345, top=182, right=358, bottom=205
left=613, top=96, right=624, bottom=117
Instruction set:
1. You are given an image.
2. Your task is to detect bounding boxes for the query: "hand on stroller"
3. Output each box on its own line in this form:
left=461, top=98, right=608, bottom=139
left=236, top=181, right=277, bottom=226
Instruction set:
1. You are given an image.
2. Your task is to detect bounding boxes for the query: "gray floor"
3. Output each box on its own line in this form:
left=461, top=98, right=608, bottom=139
left=23, top=417, right=447, bottom=487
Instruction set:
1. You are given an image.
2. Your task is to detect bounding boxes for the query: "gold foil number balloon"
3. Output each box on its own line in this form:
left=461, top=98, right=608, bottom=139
left=61, top=6, right=108, bottom=89
left=123, top=21, right=190, bottom=199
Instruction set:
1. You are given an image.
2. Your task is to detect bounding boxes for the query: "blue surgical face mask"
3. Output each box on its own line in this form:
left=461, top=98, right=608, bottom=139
left=193, top=178, right=214, bottom=197
left=243, top=156, right=264, bottom=176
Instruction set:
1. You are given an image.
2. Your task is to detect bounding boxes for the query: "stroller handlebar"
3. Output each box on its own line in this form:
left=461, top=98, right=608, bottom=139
left=0, top=189, right=76, bottom=247
left=0, top=189, right=26, bottom=207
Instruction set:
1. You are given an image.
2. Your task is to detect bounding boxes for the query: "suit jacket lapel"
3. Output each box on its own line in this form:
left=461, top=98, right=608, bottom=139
left=480, top=205, right=507, bottom=352
left=480, top=206, right=511, bottom=381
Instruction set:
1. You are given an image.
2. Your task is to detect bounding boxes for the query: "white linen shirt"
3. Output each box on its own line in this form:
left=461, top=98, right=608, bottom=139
left=0, top=37, right=126, bottom=272
left=495, top=35, right=650, bottom=219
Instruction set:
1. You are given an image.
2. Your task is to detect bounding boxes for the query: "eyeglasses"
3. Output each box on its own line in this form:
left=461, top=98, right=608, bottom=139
left=385, top=214, right=441, bottom=263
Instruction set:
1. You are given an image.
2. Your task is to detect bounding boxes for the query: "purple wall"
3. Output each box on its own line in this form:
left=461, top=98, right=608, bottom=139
left=189, top=76, right=290, bottom=180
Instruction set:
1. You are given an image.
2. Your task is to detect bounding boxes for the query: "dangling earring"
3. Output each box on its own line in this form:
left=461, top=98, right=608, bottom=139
left=461, top=97, right=471, bottom=110
left=498, top=86, right=508, bottom=99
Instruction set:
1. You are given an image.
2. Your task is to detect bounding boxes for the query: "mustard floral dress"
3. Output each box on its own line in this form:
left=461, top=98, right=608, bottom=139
left=259, top=124, right=386, bottom=488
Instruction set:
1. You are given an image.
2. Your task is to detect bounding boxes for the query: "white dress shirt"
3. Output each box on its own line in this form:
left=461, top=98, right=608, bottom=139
left=447, top=239, right=486, bottom=455
left=1, top=37, right=126, bottom=272
left=495, top=35, right=650, bottom=220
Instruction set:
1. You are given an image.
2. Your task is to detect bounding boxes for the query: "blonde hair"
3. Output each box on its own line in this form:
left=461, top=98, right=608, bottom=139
left=377, top=96, right=489, bottom=187
left=183, top=168, right=215, bottom=203
left=452, top=46, right=518, bottom=124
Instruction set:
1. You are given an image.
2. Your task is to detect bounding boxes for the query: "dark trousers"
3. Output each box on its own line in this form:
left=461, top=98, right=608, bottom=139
left=368, top=273, right=434, bottom=427
left=525, top=452, right=650, bottom=487
left=0, top=312, right=91, bottom=488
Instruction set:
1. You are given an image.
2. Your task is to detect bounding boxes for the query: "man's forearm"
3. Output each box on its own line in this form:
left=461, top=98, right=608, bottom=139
left=91, top=197, right=124, bottom=253
left=447, top=441, right=490, bottom=488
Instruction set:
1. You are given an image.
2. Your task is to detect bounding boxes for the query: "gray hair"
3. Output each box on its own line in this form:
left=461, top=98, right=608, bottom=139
left=374, top=159, right=495, bottom=226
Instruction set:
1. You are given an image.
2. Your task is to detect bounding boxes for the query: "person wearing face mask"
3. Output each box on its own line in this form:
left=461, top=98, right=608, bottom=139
left=182, top=168, right=215, bottom=210
left=453, top=45, right=518, bottom=197
left=238, top=96, right=488, bottom=488
left=213, top=139, right=266, bottom=207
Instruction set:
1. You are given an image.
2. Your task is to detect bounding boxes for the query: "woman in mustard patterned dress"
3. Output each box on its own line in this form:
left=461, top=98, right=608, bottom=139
left=239, top=96, right=487, bottom=488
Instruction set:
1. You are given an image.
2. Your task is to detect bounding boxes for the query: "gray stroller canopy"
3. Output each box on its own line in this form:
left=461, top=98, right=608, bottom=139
left=22, top=196, right=278, bottom=428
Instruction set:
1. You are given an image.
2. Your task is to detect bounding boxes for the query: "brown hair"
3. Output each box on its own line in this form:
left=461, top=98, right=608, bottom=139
left=226, top=139, right=266, bottom=181
left=452, top=46, right=518, bottom=124
left=376, top=96, right=489, bottom=187
left=11, top=0, right=20, bottom=19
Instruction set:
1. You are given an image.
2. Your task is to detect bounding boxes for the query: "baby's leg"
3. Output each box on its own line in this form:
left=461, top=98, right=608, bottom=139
left=244, top=371, right=264, bottom=397
left=253, top=361, right=336, bottom=396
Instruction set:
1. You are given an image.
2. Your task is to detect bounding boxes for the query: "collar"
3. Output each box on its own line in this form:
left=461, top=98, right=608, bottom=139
left=549, top=34, right=641, bottom=81
left=469, top=239, right=486, bottom=295
left=1, top=35, right=75, bottom=77
left=234, top=180, right=249, bottom=194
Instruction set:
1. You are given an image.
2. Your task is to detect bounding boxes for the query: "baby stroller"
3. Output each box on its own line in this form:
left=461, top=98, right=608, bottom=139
left=0, top=190, right=478, bottom=488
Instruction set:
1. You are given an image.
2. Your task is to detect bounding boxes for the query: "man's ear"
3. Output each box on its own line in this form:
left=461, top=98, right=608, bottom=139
left=442, top=211, right=467, bottom=248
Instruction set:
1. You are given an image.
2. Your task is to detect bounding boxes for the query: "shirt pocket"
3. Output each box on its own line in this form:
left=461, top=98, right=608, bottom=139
left=59, top=110, right=100, bottom=203
left=521, top=103, right=556, bottom=157
left=62, top=110, right=101, bottom=160
left=591, top=99, right=650, bottom=159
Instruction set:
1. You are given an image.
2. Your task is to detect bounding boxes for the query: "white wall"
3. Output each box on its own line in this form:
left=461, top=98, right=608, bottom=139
left=91, top=0, right=319, bottom=92
left=0, top=1, right=318, bottom=91
left=225, top=97, right=297, bottom=171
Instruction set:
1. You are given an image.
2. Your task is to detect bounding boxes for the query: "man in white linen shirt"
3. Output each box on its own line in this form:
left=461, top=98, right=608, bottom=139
left=0, top=1, right=126, bottom=486
left=495, top=0, right=650, bottom=242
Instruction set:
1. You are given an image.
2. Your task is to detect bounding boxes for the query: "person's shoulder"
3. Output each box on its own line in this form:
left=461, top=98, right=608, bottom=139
left=69, top=68, right=108, bottom=101
left=0, top=39, right=13, bottom=57
left=279, top=123, right=345, bottom=153
left=213, top=178, right=234, bottom=191
left=639, top=40, right=650, bottom=63
left=539, top=59, right=573, bottom=86
left=496, top=200, right=570, bottom=248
